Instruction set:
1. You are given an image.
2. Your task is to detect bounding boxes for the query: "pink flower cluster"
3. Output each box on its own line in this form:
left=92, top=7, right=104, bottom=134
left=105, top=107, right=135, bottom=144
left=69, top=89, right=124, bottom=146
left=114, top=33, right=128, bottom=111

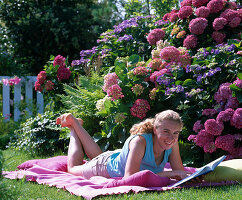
left=131, top=84, right=144, bottom=96
left=147, top=29, right=165, bottom=46
left=189, top=80, right=241, bottom=157
left=149, top=68, right=170, bottom=83
left=212, top=31, right=226, bottom=44
left=192, top=0, right=209, bottom=8
left=130, top=99, right=150, bottom=119
left=220, top=9, right=241, bottom=28
left=1, top=76, right=21, bottom=86
left=183, top=35, right=198, bottom=49
left=181, top=0, right=192, bottom=7
left=35, top=55, right=72, bottom=92
left=57, top=66, right=71, bottom=81
left=53, top=55, right=66, bottom=67
left=35, top=70, right=54, bottom=92
left=148, top=59, right=163, bottom=70
left=207, top=0, right=224, bottom=13
left=214, top=83, right=239, bottom=110
left=160, top=46, right=180, bottom=62
left=178, top=6, right=193, bottom=19
left=213, top=18, right=227, bottom=31
left=195, top=6, right=210, bottom=18
left=233, top=77, right=242, bottom=88
left=133, top=66, right=149, bottom=76
left=102, top=72, right=119, bottom=92
left=189, top=17, right=208, bottom=35
left=107, top=84, right=124, bottom=101
left=202, top=109, right=218, bottom=116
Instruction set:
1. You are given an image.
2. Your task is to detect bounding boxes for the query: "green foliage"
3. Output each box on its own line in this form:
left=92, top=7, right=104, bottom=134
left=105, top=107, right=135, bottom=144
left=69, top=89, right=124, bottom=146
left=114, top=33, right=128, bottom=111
left=9, top=111, right=69, bottom=156
left=0, top=0, right=122, bottom=75
left=123, top=0, right=179, bottom=19
left=0, top=114, right=19, bottom=150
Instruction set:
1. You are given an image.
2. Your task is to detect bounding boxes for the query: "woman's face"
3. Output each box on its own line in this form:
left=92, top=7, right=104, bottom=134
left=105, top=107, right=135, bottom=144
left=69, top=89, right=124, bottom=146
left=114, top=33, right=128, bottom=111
left=153, top=119, right=181, bottom=151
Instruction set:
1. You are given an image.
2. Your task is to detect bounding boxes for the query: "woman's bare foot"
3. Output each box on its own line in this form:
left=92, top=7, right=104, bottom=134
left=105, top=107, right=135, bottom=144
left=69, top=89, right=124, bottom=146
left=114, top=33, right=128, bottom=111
left=56, top=113, right=83, bottom=127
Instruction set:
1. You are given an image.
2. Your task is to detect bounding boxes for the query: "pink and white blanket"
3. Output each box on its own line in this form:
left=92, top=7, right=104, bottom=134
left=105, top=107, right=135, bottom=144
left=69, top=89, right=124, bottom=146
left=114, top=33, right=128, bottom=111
left=3, top=156, right=234, bottom=199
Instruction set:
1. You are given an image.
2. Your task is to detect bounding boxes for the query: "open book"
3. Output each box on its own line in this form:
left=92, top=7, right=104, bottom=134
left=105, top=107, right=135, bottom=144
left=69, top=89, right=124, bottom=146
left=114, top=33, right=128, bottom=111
left=170, top=155, right=227, bottom=187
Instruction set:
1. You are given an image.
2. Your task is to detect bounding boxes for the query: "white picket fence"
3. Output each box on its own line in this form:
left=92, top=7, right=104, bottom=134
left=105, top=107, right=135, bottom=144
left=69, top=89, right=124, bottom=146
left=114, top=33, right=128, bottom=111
left=0, top=76, right=44, bottom=121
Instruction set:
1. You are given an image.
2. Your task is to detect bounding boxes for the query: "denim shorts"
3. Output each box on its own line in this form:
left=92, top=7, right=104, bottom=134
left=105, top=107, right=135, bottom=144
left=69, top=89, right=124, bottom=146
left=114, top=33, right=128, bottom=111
left=81, top=150, right=117, bottom=179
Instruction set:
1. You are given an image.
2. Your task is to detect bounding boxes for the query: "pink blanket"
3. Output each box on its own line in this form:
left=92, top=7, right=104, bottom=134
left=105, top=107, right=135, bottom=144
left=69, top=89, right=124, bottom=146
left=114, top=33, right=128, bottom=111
left=3, top=156, right=235, bottom=199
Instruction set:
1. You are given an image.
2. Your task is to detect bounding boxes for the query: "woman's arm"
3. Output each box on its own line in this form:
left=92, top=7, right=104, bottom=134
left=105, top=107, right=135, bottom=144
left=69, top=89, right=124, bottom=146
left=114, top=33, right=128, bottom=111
left=169, top=141, right=184, bottom=170
left=124, top=136, right=146, bottom=178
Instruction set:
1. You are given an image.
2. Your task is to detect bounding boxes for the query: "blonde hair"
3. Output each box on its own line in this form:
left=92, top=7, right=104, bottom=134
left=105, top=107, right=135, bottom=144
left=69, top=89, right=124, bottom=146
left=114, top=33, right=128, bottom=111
left=129, top=110, right=183, bottom=135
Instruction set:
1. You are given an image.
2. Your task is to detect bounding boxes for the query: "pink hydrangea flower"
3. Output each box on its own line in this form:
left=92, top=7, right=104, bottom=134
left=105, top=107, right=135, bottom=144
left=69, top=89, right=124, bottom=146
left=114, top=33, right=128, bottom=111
left=130, top=99, right=151, bottom=119
left=160, top=46, right=180, bottom=62
left=192, top=0, right=209, bottom=8
left=37, top=71, right=47, bottom=84
left=149, top=69, right=170, bottom=83
left=170, top=13, right=179, bottom=22
left=183, top=35, right=198, bottom=49
left=212, top=31, right=226, bottom=44
left=34, top=81, right=42, bottom=92
left=178, top=6, right=193, bottom=19
left=207, top=0, right=224, bottom=13
left=213, top=18, right=228, bottom=31
left=193, top=120, right=204, bottom=133
left=9, top=77, right=21, bottom=85
left=219, top=83, right=232, bottom=100
left=189, top=17, right=208, bottom=35
left=215, top=134, right=235, bottom=152
left=214, top=91, right=224, bottom=103
left=53, top=55, right=66, bottom=67
left=107, top=84, right=124, bottom=101
left=228, top=17, right=241, bottom=28
left=133, top=66, right=148, bottom=76
left=195, top=6, right=210, bottom=18
left=178, top=52, right=191, bottom=67
left=147, top=29, right=165, bottom=46
left=148, top=59, right=163, bottom=70
left=203, top=142, right=217, bottom=153
left=224, top=97, right=239, bottom=110
left=181, top=0, right=192, bottom=7
left=45, top=80, right=54, bottom=91
left=228, top=2, right=237, bottom=10
left=188, top=134, right=197, bottom=142
left=163, top=13, right=171, bottom=21
left=195, top=129, right=214, bottom=147
left=233, top=77, right=242, bottom=88
left=220, top=9, right=240, bottom=23
left=102, top=72, right=119, bottom=92
left=230, top=108, right=242, bottom=129
left=131, top=84, right=144, bottom=96
left=204, top=119, right=224, bottom=136
left=202, top=109, right=218, bottom=116
left=216, top=108, right=234, bottom=123
left=57, top=66, right=71, bottom=81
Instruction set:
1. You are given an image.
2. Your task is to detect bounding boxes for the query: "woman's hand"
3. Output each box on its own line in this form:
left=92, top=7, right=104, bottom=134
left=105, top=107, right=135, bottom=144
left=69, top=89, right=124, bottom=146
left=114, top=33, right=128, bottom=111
left=158, top=170, right=192, bottom=180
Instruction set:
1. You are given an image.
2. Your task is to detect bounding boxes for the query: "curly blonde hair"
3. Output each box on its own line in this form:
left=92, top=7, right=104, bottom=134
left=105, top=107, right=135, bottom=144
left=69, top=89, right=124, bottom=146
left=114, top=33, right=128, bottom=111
left=129, top=110, right=183, bottom=135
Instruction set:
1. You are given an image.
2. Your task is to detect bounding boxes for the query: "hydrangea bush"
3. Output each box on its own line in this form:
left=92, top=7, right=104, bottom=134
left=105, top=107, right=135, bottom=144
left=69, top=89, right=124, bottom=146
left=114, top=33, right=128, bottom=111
left=160, top=0, right=241, bottom=50
left=35, top=55, right=78, bottom=110
left=94, top=39, right=241, bottom=155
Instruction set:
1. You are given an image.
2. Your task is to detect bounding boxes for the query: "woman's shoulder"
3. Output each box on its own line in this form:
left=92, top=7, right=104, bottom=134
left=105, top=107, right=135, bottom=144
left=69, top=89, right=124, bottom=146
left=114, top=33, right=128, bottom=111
left=129, top=134, right=146, bottom=149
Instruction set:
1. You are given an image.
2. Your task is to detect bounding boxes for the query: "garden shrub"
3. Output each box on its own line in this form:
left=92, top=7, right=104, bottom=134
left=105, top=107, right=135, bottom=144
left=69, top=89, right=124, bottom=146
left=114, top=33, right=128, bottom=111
left=9, top=111, right=69, bottom=156
left=0, top=114, right=19, bottom=150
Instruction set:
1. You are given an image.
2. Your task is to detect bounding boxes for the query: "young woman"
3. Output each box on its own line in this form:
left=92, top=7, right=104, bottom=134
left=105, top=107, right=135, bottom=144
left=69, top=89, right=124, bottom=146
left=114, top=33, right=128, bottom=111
left=56, top=110, right=191, bottom=180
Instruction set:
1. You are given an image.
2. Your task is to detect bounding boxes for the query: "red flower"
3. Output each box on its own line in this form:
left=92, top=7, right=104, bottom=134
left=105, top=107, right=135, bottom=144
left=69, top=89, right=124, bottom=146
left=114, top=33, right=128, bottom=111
left=57, top=66, right=71, bottom=81
left=37, top=71, right=47, bottom=84
left=35, top=81, right=43, bottom=92
left=45, top=80, right=54, bottom=91
left=53, top=55, right=66, bottom=67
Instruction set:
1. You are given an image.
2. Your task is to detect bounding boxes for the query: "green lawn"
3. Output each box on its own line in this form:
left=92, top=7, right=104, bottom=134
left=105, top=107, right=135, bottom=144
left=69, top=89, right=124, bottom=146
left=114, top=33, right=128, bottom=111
left=2, top=149, right=242, bottom=200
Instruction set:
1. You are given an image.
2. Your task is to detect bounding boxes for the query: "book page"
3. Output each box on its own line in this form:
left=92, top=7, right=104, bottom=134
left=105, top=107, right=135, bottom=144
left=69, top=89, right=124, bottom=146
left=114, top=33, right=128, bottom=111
left=169, top=155, right=226, bottom=187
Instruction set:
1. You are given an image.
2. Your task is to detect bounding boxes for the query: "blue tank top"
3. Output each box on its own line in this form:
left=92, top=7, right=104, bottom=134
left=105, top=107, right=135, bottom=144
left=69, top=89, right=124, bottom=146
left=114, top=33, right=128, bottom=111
left=106, top=133, right=172, bottom=177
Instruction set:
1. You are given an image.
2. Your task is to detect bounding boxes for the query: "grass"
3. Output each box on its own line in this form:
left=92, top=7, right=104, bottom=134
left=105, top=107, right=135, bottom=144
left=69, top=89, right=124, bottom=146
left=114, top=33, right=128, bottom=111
left=2, top=149, right=242, bottom=200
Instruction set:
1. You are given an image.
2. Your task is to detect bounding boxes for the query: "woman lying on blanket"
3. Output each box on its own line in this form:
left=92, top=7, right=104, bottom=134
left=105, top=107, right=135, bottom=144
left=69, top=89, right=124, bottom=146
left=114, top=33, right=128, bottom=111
left=56, top=109, right=192, bottom=180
